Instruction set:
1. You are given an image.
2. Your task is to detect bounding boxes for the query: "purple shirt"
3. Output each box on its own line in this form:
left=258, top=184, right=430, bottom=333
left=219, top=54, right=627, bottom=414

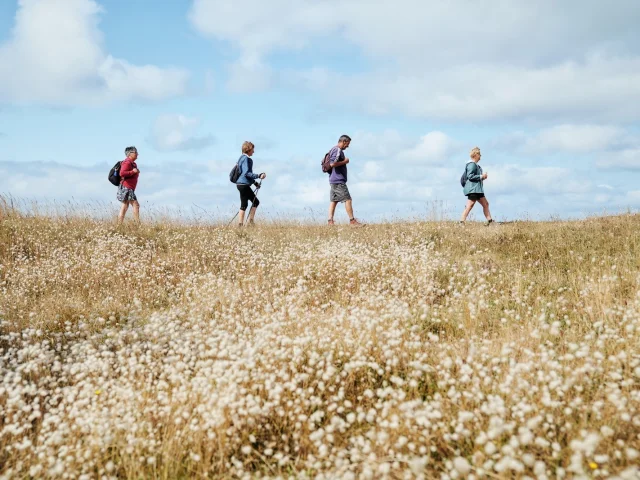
left=328, top=146, right=347, bottom=184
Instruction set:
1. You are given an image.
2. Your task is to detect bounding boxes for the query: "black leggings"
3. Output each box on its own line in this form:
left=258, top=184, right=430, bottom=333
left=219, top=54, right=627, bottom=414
left=237, top=184, right=260, bottom=211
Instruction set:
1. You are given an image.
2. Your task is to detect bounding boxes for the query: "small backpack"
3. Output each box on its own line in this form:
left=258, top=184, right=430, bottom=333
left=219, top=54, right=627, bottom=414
left=229, top=155, right=244, bottom=183
left=460, top=162, right=476, bottom=187
left=108, top=161, right=121, bottom=186
left=322, top=150, right=339, bottom=174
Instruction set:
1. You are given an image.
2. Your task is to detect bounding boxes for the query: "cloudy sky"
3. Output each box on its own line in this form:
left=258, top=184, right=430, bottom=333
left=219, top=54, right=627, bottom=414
left=1, top=0, right=639, bottom=222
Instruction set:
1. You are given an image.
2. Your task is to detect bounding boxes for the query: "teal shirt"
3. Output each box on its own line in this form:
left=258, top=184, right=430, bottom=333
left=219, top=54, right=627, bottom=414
left=463, top=162, right=484, bottom=195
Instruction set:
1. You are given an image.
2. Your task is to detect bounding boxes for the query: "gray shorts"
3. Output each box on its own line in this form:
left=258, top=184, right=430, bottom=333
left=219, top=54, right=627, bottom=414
left=330, top=183, right=351, bottom=203
left=117, top=184, right=138, bottom=203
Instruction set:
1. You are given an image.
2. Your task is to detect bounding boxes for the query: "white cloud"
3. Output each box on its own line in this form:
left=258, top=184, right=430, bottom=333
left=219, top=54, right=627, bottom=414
left=532, top=125, right=626, bottom=153
left=298, top=57, right=640, bottom=122
left=361, top=161, right=384, bottom=180
left=489, top=165, right=588, bottom=196
left=226, top=55, right=273, bottom=93
left=399, top=131, right=460, bottom=164
left=190, top=0, right=640, bottom=64
left=190, top=0, right=640, bottom=122
left=596, top=148, right=640, bottom=170
left=349, top=129, right=407, bottom=159
left=189, top=0, right=334, bottom=55
left=150, top=114, right=215, bottom=152
left=346, top=129, right=459, bottom=166
left=525, top=125, right=627, bottom=153
left=0, top=0, right=189, bottom=106
left=492, top=124, right=635, bottom=155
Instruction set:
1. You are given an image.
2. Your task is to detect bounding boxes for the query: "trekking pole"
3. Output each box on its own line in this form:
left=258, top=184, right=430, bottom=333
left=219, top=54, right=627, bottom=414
left=242, top=179, right=263, bottom=227
left=226, top=209, right=240, bottom=228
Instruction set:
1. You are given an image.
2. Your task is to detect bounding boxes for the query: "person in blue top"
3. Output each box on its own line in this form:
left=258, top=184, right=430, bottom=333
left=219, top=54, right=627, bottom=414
left=235, top=141, right=266, bottom=227
left=460, top=147, right=493, bottom=225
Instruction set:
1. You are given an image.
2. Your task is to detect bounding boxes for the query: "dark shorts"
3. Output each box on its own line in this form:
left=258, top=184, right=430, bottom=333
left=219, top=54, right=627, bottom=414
left=330, top=183, right=351, bottom=203
left=117, top=184, right=137, bottom=203
left=466, top=193, right=485, bottom=201
left=237, top=184, right=260, bottom=211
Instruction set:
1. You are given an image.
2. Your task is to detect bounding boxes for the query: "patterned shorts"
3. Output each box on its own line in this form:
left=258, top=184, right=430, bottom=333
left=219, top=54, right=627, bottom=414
left=117, top=184, right=138, bottom=203
left=330, top=183, right=351, bottom=203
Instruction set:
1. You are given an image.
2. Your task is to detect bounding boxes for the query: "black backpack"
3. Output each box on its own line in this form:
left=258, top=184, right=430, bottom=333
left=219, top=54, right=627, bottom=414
left=108, top=161, right=121, bottom=186
left=229, top=155, right=245, bottom=183
left=460, top=162, right=475, bottom=187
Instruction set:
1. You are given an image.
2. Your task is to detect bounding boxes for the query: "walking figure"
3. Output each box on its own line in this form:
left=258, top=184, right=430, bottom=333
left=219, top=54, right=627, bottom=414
left=326, top=135, right=363, bottom=227
left=460, top=147, right=493, bottom=225
left=117, top=146, right=140, bottom=225
left=235, top=141, right=266, bottom=227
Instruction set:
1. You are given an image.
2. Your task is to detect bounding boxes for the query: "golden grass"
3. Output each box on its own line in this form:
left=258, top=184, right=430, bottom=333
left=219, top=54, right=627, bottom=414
left=1, top=208, right=639, bottom=479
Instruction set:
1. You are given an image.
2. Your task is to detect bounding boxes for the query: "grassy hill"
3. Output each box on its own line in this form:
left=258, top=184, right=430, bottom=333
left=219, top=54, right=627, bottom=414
left=1, top=211, right=639, bottom=478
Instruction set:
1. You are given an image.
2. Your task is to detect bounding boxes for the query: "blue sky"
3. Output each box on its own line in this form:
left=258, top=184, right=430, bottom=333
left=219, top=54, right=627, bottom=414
left=1, top=0, right=640, bottom=222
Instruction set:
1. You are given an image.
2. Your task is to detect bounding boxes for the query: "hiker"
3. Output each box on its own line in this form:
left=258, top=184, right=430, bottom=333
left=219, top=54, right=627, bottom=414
left=460, top=146, right=493, bottom=225
left=117, top=146, right=140, bottom=224
left=327, top=134, right=363, bottom=226
left=236, top=141, right=265, bottom=226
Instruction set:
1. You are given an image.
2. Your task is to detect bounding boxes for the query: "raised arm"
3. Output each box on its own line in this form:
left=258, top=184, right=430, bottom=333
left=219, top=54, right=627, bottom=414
left=466, top=163, right=483, bottom=182
left=120, top=160, right=135, bottom=178
left=329, top=149, right=348, bottom=168
left=331, top=158, right=349, bottom=167
left=242, top=156, right=260, bottom=180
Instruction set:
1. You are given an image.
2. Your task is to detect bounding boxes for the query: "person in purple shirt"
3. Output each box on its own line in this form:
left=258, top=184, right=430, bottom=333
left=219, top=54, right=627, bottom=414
left=327, top=134, right=364, bottom=227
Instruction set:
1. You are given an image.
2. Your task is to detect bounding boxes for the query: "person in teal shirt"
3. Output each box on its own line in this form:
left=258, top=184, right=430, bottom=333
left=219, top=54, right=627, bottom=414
left=460, top=147, right=493, bottom=225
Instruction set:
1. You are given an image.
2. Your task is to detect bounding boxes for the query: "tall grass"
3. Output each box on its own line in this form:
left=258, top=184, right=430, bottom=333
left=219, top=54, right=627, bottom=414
left=1, top=203, right=639, bottom=479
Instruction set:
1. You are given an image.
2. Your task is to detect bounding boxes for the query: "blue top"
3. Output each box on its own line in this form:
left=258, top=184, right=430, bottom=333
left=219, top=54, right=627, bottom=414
left=236, top=154, right=260, bottom=185
left=328, top=146, right=347, bottom=184
left=463, top=161, right=484, bottom=195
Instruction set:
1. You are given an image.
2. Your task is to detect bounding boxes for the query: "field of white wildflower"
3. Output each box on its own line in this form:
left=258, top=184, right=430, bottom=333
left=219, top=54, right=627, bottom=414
left=1, top=208, right=639, bottom=479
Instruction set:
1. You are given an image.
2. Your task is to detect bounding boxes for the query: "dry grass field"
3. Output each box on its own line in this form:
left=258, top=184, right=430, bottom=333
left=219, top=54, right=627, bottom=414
left=1, top=207, right=639, bottom=479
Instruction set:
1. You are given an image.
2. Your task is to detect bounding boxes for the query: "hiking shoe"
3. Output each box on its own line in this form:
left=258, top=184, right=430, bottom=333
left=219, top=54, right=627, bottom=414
left=327, top=219, right=335, bottom=226
left=484, top=219, right=494, bottom=226
left=350, top=218, right=365, bottom=227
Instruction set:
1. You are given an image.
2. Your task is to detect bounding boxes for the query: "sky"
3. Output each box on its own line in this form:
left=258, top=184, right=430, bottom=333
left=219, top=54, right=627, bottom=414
left=1, top=0, right=640, bottom=223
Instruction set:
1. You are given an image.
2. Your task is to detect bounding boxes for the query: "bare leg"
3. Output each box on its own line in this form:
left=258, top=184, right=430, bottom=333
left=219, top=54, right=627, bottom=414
left=131, top=201, right=140, bottom=223
left=238, top=209, right=246, bottom=226
left=248, top=205, right=258, bottom=223
left=477, top=197, right=492, bottom=221
left=328, top=201, right=338, bottom=221
left=344, top=199, right=354, bottom=219
left=118, top=201, right=129, bottom=224
left=460, top=199, right=476, bottom=222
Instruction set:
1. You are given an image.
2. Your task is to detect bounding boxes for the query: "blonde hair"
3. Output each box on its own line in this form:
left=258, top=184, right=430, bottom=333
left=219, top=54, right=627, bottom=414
left=242, top=141, right=255, bottom=154
left=470, top=147, right=481, bottom=159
